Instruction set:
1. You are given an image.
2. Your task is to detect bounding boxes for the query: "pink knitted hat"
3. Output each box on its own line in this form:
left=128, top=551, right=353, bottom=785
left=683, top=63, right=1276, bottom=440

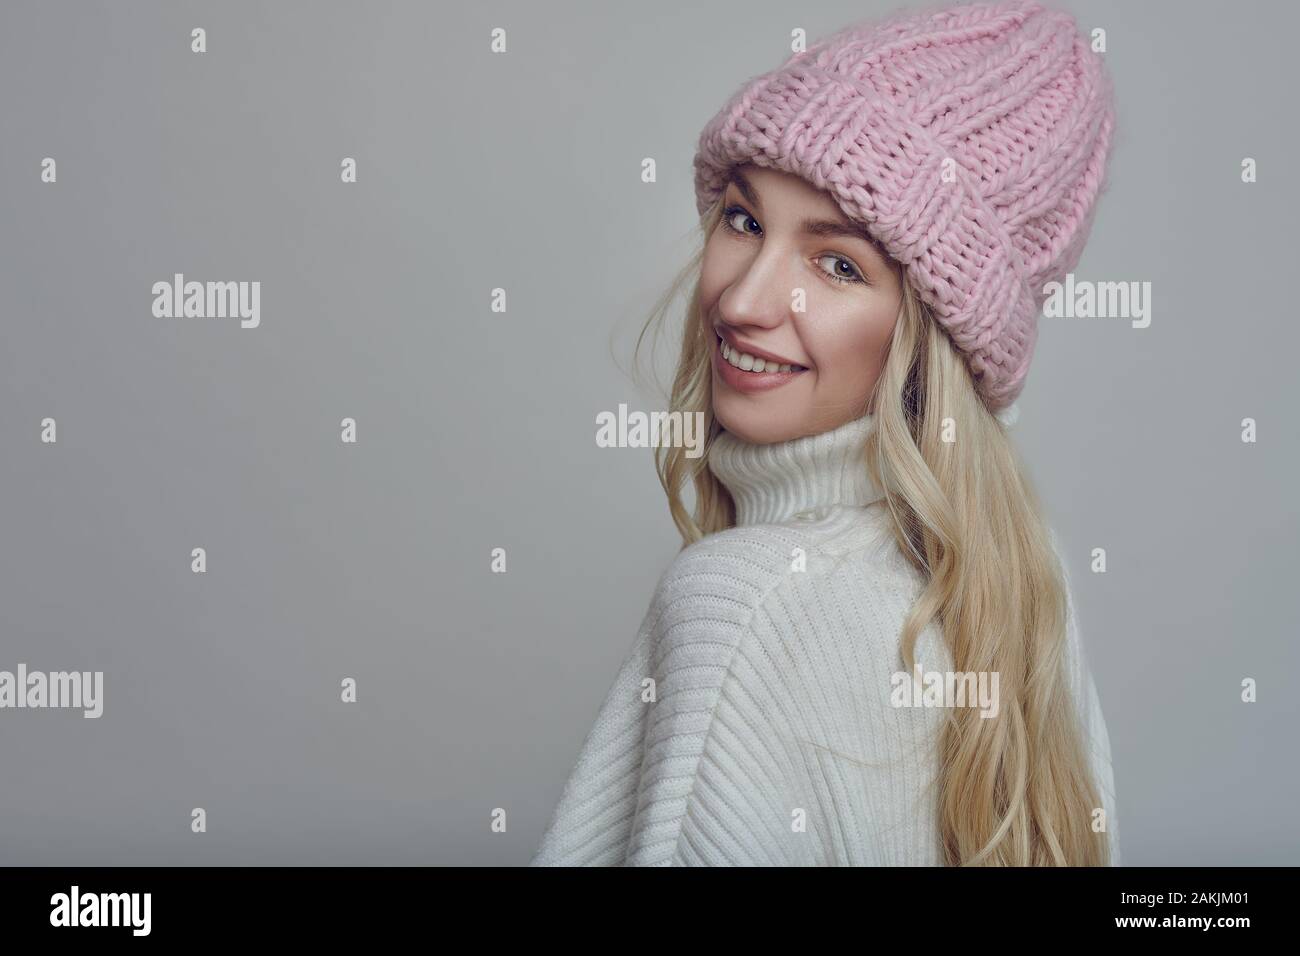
left=693, top=0, right=1116, bottom=411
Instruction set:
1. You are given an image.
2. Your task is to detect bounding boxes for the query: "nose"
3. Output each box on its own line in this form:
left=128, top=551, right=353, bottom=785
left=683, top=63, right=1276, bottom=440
left=715, top=242, right=792, bottom=334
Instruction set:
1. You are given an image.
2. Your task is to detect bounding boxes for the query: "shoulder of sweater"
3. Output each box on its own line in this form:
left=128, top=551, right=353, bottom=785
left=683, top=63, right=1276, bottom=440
left=647, top=503, right=925, bottom=626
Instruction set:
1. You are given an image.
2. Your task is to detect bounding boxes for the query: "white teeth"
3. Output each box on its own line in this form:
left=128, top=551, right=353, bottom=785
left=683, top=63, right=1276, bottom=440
left=720, top=337, right=803, bottom=374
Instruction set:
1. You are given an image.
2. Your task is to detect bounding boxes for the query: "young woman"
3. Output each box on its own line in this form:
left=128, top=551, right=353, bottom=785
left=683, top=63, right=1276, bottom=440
left=533, top=0, right=1119, bottom=866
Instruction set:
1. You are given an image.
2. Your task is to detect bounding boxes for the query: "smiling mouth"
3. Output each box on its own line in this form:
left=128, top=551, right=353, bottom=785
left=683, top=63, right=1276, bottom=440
left=717, top=334, right=808, bottom=373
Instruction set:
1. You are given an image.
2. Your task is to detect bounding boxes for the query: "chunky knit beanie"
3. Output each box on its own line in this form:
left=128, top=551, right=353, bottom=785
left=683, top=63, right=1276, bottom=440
left=693, top=0, right=1116, bottom=412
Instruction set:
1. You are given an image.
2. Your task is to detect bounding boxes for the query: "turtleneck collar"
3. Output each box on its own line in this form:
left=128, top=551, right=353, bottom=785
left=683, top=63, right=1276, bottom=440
left=707, top=412, right=886, bottom=526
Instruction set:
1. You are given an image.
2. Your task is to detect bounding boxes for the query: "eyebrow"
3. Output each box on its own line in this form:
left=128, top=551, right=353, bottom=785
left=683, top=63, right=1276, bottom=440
left=727, top=168, right=887, bottom=256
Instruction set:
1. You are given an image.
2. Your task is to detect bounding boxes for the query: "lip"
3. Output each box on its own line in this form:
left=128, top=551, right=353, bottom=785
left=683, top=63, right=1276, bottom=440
left=712, top=332, right=809, bottom=394
left=715, top=327, right=807, bottom=370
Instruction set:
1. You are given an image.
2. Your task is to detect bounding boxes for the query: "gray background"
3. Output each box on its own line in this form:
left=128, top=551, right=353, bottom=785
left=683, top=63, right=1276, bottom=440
left=1, top=0, right=1296, bottom=866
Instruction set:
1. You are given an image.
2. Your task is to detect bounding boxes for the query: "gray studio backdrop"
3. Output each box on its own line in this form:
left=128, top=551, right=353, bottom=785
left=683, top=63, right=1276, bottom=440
left=1, top=0, right=1296, bottom=866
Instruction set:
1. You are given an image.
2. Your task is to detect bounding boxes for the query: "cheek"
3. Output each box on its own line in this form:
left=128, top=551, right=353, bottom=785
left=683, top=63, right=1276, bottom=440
left=805, top=298, right=897, bottom=383
left=698, top=236, right=731, bottom=309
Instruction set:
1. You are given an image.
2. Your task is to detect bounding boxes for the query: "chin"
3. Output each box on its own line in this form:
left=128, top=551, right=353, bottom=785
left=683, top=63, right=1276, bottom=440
left=712, top=398, right=803, bottom=445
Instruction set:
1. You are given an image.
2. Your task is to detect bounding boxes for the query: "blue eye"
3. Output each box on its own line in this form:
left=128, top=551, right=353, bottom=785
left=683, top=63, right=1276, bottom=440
left=719, top=203, right=868, bottom=287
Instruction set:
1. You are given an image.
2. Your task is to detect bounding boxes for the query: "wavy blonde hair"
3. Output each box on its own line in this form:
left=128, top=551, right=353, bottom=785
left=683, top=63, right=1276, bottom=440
left=632, top=194, right=1109, bottom=866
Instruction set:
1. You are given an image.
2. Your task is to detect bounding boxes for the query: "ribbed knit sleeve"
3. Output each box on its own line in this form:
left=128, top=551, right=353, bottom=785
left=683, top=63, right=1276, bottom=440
left=530, top=524, right=800, bottom=866
left=527, top=617, right=657, bottom=866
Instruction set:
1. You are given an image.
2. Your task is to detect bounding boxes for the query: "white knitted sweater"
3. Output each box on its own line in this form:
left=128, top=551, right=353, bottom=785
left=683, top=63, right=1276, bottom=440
left=531, top=411, right=1120, bottom=866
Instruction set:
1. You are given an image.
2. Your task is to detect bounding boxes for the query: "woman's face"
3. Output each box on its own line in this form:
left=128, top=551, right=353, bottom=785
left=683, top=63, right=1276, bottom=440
left=701, top=164, right=904, bottom=445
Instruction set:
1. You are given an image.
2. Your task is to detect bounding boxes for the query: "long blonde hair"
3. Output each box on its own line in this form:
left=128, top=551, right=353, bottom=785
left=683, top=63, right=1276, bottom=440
left=632, top=194, right=1109, bottom=866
